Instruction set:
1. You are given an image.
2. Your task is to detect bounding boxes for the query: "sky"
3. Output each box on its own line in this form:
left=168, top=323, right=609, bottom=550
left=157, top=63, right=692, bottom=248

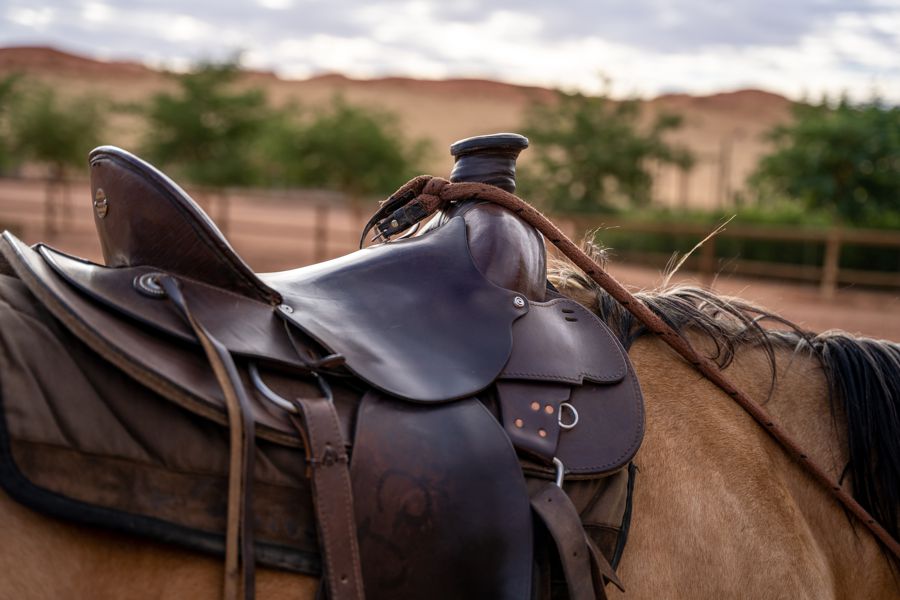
left=2, top=0, right=899, bottom=101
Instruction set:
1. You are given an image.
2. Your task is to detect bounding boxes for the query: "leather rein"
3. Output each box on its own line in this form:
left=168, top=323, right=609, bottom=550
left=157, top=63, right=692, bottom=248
left=364, top=175, right=900, bottom=561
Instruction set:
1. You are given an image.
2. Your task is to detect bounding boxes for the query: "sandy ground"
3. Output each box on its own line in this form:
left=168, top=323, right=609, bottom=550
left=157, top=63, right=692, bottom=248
left=1, top=176, right=897, bottom=343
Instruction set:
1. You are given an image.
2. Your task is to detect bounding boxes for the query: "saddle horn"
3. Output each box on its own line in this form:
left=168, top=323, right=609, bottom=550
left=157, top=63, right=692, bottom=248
left=449, top=132, right=529, bottom=193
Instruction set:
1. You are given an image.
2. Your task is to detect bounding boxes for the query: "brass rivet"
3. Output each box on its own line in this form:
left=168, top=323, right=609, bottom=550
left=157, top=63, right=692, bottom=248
left=390, top=219, right=399, bottom=228
left=514, top=418, right=524, bottom=428
left=538, top=428, right=547, bottom=438
left=544, top=404, right=554, bottom=414
left=93, top=187, right=109, bottom=218
left=530, top=401, right=540, bottom=411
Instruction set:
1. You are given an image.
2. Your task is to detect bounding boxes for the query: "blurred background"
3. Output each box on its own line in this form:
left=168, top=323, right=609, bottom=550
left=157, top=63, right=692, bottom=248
left=0, top=1, right=898, bottom=338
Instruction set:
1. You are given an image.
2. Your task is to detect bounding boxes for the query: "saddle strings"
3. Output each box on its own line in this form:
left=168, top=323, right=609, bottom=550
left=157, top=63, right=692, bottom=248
left=367, top=175, right=900, bottom=561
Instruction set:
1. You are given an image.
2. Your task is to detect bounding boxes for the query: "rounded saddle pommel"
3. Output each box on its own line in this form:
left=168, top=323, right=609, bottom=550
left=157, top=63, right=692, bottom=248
left=449, top=133, right=528, bottom=193
left=443, top=133, right=546, bottom=302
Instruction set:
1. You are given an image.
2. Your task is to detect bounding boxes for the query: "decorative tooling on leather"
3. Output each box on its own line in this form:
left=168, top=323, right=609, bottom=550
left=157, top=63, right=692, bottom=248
left=351, top=393, right=533, bottom=600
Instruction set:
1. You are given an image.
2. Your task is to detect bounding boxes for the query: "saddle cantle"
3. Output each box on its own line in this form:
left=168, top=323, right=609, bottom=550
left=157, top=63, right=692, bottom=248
left=0, top=135, right=644, bottom=600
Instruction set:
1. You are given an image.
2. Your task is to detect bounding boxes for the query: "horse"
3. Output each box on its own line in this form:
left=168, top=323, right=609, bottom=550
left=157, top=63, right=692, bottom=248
left=0, top=254, right=896, bottom=598
left=0, top=135, right=897, bottom=599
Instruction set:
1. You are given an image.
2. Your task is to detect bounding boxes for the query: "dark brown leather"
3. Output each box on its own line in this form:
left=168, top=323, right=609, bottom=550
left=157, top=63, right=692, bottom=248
left=263, top=218, right=526, bottom=402
left=500, top=298, right=627, bottom=384
left=90, top=146, right=279, bottom=304
left=39, top=246, right=308, bottom=370
left=496, top=297, right=643, bottom=473
left=0, top=145, right=646, bottom=600
left=531, top=482, right=603, bottom=600
left=496, top=381, right=571, bottom=461
left=34, top=218, right=528, bottom=403
left=419, top=200, right=547, bottom=302
left=289, top=395, right=364, bottom=600
left=0, top=232, right=302, bottom=443
left=351, top=392, right=533, bottom=600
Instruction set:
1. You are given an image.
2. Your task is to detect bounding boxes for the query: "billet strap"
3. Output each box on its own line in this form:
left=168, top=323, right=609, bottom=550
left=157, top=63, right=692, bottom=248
left=159, top=276, right=256, bottom=600
left=369, top=176, right=900, bottom=562
left=288, top=396, right=365, bottom=600
left=530, top=482, right=606, bottom=600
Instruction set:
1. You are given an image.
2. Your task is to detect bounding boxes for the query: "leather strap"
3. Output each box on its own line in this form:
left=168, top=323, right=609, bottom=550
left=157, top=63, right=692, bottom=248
left=288, top=395, right=364, bottom=600
left=371, top=176, right=900, bottom=561
left=530, top=482, right=604, bottom=600
left=159, top=276, right=256, bottom=600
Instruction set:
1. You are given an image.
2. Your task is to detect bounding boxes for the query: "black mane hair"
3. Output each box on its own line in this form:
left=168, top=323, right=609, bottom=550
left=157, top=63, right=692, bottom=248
left=549, top=253, right=900, bottom=551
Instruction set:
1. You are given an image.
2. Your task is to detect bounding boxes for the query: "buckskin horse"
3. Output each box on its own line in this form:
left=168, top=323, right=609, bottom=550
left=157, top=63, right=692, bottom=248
left=0, top=134, right=896, bottom=599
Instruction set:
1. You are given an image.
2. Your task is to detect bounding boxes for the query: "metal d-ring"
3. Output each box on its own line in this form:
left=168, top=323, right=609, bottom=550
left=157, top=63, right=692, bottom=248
left=248, top=362, right=333, bottom=414
left=559, top=402, right=579, bottom=430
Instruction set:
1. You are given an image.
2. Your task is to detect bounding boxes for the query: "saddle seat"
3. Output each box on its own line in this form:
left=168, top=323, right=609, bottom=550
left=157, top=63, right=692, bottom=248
left=0, top=144, right=645, bottom=600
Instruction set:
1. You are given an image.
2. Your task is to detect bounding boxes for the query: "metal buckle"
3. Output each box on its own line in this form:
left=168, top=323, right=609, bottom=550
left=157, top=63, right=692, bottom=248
left=553, top=457, right=565, bottom=488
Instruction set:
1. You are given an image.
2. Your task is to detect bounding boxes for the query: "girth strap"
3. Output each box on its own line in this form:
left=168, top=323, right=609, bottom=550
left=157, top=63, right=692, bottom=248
left=159, top=276, right=256, bottom=600
left=530, top=481, right=620, bottom=600
left=288, top=396, right=365, bottom=600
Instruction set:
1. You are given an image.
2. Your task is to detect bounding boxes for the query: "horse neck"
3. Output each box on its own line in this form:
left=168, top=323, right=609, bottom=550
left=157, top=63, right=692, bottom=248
left=626, top=334, right=896, bottom=596
left=726, top=341, right=848, bottom=480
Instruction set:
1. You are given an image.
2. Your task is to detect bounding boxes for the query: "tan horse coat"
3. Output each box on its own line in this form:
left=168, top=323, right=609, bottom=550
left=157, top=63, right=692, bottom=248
left=0, top=335, right=895, bottom=599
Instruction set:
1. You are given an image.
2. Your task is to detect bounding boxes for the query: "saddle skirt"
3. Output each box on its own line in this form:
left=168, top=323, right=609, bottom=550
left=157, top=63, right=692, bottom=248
left=0, top=145, right=645, bottom=599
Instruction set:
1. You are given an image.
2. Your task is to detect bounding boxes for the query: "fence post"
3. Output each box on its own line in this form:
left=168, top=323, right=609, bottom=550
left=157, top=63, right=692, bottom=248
left=820, top=228, right=841, bottom=299
left=44, top=178, right=57, bottom=236
left=314, top=204, right=329, bottom=262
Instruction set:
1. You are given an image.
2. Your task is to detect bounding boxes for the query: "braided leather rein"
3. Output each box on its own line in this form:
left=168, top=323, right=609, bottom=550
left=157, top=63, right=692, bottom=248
left=364, top=175, right=900, bottom=561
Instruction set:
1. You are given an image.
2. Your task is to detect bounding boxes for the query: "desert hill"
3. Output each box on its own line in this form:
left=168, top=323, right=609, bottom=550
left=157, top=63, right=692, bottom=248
left=0, top=46, right=792, bottom=207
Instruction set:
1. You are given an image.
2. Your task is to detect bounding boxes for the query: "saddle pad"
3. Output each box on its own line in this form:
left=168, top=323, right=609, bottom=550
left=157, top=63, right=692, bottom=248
left=0, top=272, right=636, bottom=578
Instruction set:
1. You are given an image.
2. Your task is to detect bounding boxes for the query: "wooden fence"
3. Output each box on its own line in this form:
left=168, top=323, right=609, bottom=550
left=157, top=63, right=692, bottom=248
left=1, top=176, right=898, bottom=297
left=567, top=217, right=900, bottom=297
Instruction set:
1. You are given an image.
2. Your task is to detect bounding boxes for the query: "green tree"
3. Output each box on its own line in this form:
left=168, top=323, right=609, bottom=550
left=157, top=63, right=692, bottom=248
left=261, top=96, right=428, bottom=197
left=520, top=90, right=694, bottom=212
left=141, top=62, right=274, bottom=187
left=0, top=74, right=21, bottom=174
left=751, top=97, right=900, bottom=225
left=11, top=83, right=103, bottom=178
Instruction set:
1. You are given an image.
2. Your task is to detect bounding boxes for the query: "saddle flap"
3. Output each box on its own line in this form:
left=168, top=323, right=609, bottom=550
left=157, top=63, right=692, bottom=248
left=497, top=298, right=644, bottom=475
left=500, top=298, right=627, bottom=385
left=263, top=217, right=527, bottom=402
left=88, top=146, right=279, bottom=304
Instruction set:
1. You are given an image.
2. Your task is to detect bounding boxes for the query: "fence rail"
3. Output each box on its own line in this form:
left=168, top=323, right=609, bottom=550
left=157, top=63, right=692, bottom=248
left=567, top=217, right=900, bottom=297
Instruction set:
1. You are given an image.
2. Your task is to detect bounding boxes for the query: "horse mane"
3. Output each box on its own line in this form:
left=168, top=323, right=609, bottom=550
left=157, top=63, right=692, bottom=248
left=548, top=247, right=900, bottom=549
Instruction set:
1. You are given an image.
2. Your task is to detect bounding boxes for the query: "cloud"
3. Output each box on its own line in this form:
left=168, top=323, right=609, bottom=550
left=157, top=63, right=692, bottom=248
left=1, top=0, right=898, bottom=101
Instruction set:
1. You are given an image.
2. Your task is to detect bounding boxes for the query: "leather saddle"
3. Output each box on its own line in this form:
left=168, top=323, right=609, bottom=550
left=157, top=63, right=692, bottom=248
left=0, top=143, right=644, bottom=600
